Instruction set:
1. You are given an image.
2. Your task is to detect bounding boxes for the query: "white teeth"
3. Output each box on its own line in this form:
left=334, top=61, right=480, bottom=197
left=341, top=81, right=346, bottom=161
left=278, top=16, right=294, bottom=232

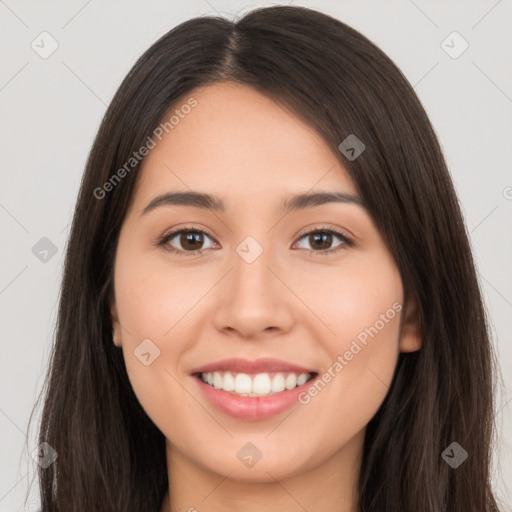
left=285, top=373, right=297, bottom=390
left=200, top=371, right=312, bottom=396
left=252, top=373, right=272, bottom=395
left=213, top=372, right=223, bottom=389
left=271, top=373, right=286, bottom=393
left=222, top=372, right=235, bottom=391
left=234, top=373, right=252, bottom=394
left=297, top=373, right=308, bottom=386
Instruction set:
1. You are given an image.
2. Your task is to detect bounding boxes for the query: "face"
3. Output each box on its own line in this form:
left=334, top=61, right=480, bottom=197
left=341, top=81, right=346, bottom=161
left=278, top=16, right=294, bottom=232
left=110, top=82, right=421, bottom=483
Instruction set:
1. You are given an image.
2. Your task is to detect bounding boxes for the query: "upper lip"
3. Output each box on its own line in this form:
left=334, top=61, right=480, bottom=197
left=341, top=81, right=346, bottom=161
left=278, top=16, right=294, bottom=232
left=190, top=357, right=317, bottom=375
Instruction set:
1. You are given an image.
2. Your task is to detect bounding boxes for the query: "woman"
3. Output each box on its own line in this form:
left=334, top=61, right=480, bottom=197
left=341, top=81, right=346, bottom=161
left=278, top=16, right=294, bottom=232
left=28, top=5, right=501, bottom=511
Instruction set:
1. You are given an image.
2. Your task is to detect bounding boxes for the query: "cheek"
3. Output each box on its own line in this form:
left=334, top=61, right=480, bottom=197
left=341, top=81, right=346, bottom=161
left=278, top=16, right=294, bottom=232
left=296, top=257, right=403, bottom=441
left=113, top=248, right=197, bottom=428
left=294, top=250, right=403, bottom=351
left=115, top=244, right=210, bottom=341
left=293, top=310, right=401, bottom=467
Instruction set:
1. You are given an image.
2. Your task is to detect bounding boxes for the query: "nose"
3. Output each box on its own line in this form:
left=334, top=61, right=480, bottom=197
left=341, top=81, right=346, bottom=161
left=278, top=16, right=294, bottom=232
left=211, top=241, right=295, bottom=340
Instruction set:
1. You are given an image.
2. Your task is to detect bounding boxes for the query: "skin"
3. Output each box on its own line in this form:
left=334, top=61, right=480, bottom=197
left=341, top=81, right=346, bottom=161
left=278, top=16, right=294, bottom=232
left=110, top=82, right=422, bottom=512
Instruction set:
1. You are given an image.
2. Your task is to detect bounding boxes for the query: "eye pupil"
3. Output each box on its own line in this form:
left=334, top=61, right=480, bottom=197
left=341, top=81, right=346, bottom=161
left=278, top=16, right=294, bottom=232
left=181, top=231, right=203, bottom=250
left=310, top=232, right=332, bottom=250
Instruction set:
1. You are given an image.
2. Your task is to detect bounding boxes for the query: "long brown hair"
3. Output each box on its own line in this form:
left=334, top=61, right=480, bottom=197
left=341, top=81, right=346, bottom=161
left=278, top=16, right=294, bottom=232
left=27, top=5, right=500, bottom=511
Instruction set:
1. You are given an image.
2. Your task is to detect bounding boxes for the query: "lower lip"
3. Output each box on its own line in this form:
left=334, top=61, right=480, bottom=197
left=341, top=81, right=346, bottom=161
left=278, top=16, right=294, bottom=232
left=193, top=374, right=318, bottom=421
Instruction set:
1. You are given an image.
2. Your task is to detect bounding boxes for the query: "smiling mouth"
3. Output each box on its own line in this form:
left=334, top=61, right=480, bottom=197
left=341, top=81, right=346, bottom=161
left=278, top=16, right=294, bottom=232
left=193, top=371, right=318, bottom=398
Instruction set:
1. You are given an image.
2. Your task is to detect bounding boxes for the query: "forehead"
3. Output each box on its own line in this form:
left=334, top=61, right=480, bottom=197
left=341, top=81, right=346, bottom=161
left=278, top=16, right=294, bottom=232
left=130, top=82, right=357, bottom=211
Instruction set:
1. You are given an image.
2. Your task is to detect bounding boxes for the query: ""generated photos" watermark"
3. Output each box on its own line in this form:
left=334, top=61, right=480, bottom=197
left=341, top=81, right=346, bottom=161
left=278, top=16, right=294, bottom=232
left=298, top=301, right=402, bottom=405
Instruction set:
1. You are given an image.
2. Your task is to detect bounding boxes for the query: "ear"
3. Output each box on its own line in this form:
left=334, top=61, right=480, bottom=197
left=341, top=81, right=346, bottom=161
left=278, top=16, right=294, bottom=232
left=399, top=297, right=422, bottom=353
left=110, top=300, right=122, bottom=347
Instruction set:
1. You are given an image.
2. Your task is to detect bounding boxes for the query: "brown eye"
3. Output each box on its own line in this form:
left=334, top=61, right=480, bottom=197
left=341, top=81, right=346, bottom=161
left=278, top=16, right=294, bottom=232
left=158, top=226, right=353, bottom=257
left=160, top=229, right=217, bottom=255
left=179, top=231, right=205, bottom=251
left=308, top=232, right=333, bottom=251
left=295, top=228, right=351, bottom=254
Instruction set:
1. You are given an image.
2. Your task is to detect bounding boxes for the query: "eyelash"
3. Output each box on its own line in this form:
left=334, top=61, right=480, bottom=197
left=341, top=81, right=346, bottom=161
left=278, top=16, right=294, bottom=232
left=155, top=225, right=354, bottom=257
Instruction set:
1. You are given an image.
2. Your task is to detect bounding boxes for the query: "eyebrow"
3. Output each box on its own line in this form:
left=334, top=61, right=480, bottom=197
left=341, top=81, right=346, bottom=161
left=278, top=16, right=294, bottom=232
left=140, top=190, right=364, bottom=217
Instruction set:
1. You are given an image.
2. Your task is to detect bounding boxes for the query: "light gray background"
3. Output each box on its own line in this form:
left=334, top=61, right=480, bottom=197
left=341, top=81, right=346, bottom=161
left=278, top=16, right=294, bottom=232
left=1, top=1, right=511, bottom=510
